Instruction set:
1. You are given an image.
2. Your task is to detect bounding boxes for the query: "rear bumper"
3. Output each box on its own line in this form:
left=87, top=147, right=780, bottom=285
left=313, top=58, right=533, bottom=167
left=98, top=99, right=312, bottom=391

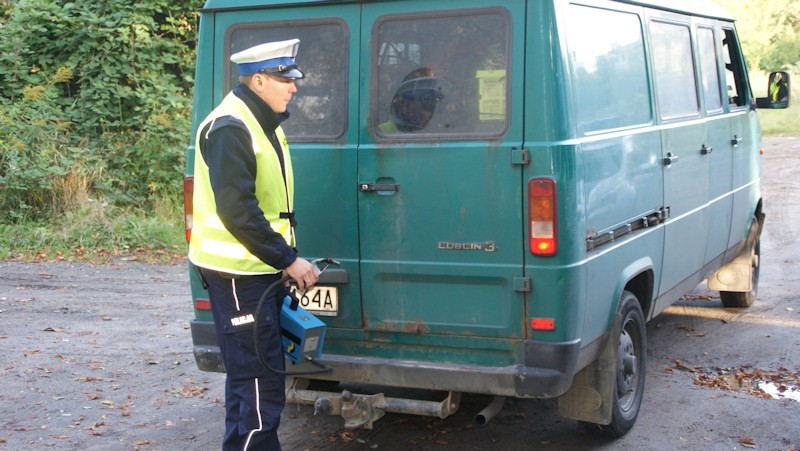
left=191, top=319, right=224, bottom=372
left=191, top=320, right=581, bottom=398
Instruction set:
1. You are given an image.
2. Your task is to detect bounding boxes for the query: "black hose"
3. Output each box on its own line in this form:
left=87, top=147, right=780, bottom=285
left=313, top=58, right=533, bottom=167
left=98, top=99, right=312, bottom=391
left=253, top=275, right=333, bottom=376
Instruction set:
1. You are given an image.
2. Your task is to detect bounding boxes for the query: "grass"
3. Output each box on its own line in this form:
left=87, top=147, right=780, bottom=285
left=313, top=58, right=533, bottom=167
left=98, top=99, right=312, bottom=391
left=0, top=197, right=186, bottom=264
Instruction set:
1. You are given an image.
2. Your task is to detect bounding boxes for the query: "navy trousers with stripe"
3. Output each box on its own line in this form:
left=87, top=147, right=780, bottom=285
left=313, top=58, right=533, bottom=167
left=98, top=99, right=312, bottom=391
left=202, top=269, right=287, bottom=451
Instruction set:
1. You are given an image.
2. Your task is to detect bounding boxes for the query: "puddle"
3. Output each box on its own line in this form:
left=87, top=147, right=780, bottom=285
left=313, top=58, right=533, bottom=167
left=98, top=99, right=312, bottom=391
left=669, top=361, right=800, bottom=402
left=758, top=382, right=800, bottom=402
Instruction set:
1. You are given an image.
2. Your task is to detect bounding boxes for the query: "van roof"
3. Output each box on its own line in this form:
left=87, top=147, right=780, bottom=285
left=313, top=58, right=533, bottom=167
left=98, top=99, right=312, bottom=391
left=201, top=0, right=734, bottom=21
left=617, top=0, right=734, bottom=21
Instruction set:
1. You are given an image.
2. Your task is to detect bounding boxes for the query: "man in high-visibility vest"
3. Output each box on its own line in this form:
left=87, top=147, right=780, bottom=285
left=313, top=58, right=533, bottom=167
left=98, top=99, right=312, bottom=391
left=189, top=38, right=318, bottom=451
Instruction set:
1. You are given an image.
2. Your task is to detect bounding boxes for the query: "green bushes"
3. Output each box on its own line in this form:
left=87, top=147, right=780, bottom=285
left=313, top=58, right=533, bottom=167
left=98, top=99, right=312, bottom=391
left=0, top=0, right=200, bottom=225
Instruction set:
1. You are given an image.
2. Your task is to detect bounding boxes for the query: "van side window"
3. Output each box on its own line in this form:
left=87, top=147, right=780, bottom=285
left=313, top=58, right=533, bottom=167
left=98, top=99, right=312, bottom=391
left=697, top=26, right=723, bottom=113
left=566, top=5, right=651, bottom=133
left=721, top=28, right=748, bottom=108
left=227, top=21, right=348, bottom=141
left=650, top=21, right=699, bottom=119
left=372, top=9, right=510, bottom=139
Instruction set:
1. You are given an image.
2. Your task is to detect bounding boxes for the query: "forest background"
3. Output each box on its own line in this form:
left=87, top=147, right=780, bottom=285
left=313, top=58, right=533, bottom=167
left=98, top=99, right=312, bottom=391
left=0, top=0, right=797, bottom=262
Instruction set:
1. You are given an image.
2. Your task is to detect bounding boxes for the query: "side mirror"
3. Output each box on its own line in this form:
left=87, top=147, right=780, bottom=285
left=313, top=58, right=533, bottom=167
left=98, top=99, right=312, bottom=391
left=756, top=71, right=790, bottom=109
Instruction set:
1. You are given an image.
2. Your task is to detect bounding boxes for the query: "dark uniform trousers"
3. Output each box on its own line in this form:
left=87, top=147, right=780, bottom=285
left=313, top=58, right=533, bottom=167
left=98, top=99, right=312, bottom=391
left=202, top=268, right=288, bottom=451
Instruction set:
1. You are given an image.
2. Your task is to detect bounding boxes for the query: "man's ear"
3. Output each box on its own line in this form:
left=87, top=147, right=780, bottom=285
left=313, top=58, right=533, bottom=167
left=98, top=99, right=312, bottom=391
left=249, top=73, right=266, bottom=92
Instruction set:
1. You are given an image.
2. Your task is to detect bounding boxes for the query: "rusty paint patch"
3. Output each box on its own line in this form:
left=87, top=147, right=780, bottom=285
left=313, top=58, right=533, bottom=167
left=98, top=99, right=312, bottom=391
left=374, top=319, right=431, bottom=334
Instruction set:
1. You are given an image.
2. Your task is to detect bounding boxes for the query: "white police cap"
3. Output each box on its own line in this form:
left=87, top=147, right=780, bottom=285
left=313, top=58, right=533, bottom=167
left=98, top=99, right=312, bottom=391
left=230, top=38, right=304, bottom=79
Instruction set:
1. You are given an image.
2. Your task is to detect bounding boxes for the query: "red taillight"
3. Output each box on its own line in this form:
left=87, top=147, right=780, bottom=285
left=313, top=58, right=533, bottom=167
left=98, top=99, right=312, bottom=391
left=529, top=178, right=557, bottom=256
left=531, top=318, right=556, bottom=331
left=184, top=176, right=194, bottom=243
left=195, top=298, right=211, bottom=311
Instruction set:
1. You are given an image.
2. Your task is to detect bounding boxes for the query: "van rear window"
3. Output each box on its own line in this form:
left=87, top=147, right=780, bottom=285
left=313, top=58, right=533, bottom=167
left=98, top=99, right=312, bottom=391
left=566, top=5, right=651, bottom=134
left=372, top=8, right=510, bottom=139
left=227, top=20, right=348, bottom=141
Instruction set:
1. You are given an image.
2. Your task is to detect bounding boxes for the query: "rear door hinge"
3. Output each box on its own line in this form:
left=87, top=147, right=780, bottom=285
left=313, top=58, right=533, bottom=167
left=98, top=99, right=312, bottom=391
left=514, top=276, right=531, bottom=292
left=512, top=148, right=530, bottom=166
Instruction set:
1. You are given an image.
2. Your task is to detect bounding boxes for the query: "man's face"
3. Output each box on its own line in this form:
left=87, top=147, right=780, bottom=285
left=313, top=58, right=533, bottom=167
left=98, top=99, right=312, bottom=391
left=253, top=73, right=298, bottom=113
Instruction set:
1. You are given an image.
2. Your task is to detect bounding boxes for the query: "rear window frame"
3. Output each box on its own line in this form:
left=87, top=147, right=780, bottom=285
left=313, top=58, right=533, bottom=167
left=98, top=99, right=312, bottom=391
left=223, top=17, right=350, bottom=143
left=369, top=7, right=513, bottom=142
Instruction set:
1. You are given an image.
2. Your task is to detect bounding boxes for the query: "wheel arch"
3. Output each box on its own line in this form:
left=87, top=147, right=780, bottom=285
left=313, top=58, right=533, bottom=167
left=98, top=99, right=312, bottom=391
left=613, top=258, right=654, bottom=322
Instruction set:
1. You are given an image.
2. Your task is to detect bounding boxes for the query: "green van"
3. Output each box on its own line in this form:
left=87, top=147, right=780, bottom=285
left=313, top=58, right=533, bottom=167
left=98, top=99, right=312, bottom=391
left=184, top=0, right=790, bottom=436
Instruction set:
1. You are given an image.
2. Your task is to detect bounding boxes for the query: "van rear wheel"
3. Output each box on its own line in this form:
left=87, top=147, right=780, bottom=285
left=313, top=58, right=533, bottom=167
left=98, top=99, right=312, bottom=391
left=581, top=291, right=646, bottom=437
left=719, top=230, right=760, bottom=308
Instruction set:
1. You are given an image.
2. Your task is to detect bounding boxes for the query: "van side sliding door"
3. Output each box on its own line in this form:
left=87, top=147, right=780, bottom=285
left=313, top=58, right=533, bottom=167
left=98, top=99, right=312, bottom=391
left=647, top=11, right=710, bottom=306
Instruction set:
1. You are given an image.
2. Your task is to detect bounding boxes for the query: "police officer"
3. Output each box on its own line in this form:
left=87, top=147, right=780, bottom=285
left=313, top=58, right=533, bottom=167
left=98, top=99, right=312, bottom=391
left=188, top=38, right=318, bottom=450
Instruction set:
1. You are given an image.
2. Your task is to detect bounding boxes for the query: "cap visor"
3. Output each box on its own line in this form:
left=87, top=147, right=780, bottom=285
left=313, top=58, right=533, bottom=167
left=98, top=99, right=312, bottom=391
left=275, top=68, right=305, bottom=79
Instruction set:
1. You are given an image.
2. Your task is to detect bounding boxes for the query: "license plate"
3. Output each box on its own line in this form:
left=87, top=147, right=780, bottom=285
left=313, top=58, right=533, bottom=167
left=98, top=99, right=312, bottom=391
left=290, top=286, right=338, bottom=316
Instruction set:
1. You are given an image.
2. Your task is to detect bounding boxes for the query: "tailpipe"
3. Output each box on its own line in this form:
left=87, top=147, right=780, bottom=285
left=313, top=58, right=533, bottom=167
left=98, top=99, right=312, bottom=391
left=475, top=396, right=506, bottom=426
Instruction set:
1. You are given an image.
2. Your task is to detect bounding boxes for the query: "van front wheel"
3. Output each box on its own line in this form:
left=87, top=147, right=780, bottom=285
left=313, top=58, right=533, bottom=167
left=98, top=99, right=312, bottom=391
left=582, top=291, right=646, bottom=437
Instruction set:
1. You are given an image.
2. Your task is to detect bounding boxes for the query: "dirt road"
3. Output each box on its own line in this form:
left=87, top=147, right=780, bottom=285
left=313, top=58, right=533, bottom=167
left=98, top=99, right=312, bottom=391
left=1, top=137, right=799, bottom=450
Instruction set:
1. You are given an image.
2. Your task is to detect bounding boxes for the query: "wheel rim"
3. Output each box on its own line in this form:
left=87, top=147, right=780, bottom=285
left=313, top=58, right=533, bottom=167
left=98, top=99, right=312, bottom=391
left=616, top=318, right=640, bottom=412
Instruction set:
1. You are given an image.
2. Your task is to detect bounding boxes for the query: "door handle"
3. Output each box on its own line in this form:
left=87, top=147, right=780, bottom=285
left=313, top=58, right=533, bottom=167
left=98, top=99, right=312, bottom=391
left=731, top=135, right=743, bottom=147
left=663, top=152, right=679, bottom=166
left=359, top=183, right=399, bottom=193
left=700, top=145, right=713, bottom=155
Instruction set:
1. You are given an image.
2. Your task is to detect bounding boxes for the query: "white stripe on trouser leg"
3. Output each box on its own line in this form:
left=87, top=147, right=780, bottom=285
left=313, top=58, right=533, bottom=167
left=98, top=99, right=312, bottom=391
left=243, top=378, right=263, bottom=450
left=232, top=279, right=240, bottom=311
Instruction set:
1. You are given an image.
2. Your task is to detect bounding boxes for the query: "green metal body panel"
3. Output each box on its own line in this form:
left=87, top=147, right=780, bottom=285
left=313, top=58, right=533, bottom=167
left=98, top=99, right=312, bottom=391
left=186, top=0, right=764, bottom=400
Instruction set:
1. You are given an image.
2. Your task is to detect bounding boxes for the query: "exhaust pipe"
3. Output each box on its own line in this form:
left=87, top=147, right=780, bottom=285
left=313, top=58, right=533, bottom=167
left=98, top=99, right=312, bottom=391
left=475, top=396, right=505, bottom=426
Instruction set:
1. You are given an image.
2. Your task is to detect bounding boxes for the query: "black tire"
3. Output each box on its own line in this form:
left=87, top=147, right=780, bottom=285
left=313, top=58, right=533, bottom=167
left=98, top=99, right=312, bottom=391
left=582, top=291, right=647, bottom=437
left=720, top=226, right=760, bottom=308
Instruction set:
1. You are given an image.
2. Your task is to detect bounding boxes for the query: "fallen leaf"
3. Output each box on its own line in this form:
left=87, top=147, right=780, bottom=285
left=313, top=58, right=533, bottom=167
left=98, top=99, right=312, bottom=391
left=77, top=376, right=101, bottom=382
left=739, top=437, right=756, bottom=448
left=673, top=360, right=698, bottom=373
left=43, top=327, right=66, bottom=333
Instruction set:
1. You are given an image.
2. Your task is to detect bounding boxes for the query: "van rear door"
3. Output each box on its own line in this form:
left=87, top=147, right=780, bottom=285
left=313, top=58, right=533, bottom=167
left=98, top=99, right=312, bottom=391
left=214, top=4, right=364, bottom=330
left=357, top=2, right=527, bottom=339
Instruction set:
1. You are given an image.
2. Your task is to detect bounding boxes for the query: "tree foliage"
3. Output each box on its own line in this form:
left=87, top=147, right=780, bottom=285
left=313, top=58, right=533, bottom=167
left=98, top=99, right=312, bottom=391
left=713, top=0, right=800, bottom=72
left=0, top=0, right=202, bottom=223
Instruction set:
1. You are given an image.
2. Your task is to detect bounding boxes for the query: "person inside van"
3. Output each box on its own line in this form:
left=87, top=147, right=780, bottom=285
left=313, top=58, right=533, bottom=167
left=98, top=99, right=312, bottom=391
left=188, top=38, right=318, bottom=451
left=379, top=67, right=443, bottom=133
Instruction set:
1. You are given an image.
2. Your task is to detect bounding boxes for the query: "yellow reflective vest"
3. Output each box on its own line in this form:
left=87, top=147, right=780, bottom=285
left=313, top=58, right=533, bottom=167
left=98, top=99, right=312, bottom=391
left=189, top=92, right=295, bottom=275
